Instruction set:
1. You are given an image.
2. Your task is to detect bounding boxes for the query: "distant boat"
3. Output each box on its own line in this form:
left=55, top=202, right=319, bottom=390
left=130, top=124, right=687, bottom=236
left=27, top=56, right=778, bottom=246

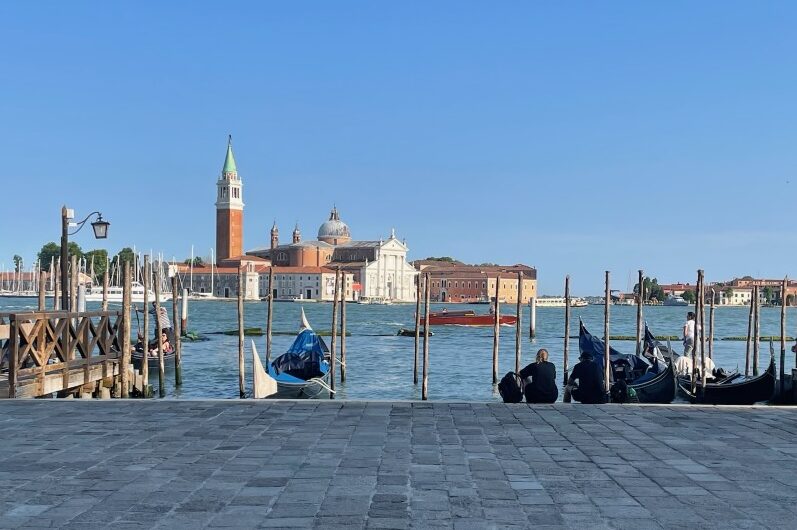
left=420, top=309, right=517, bottom=327
left=535, top=297, right=588, bottom=308
left=85, top=281, right=171, bottom=304
left=663, top=294, right=689, bottom=306
left=397, top=328, right=433, bottom=337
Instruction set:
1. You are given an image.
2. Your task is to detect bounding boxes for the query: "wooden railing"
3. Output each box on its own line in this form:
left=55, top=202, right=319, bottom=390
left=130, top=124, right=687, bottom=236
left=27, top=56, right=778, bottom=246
left=1, top=310, right=124, bottom=398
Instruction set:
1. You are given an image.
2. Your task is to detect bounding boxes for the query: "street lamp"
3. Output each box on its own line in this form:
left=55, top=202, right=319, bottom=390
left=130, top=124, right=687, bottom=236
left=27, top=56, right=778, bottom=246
left=60, top=206, right=111, bottom=310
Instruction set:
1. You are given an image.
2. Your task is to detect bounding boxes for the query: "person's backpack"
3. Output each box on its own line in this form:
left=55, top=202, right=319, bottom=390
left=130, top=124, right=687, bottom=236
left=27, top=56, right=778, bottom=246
left=498, top=372, right=524, bottom=403
left=610, top=379, right=629, bottom=403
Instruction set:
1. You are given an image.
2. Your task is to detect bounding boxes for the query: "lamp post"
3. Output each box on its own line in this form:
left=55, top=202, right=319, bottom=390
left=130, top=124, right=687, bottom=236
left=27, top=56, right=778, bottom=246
left=60, top=206, right=110, bottom=310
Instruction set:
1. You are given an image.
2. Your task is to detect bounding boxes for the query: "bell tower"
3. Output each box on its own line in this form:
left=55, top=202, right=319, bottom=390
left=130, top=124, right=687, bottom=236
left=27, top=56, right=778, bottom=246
left=292, top=223, right=301, bottom=244
left=215, top=135, right=244, bottom=264
left=271, top=221, right=280, bottom=249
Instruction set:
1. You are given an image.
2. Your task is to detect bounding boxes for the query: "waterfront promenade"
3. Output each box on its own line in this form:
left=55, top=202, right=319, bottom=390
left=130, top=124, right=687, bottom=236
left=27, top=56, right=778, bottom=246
left=1, top=401, right=797, bottom=529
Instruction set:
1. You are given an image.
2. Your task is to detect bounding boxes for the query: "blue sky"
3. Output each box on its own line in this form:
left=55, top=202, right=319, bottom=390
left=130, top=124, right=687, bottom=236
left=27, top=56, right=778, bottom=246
left=2, top=1, right=796, bottom=294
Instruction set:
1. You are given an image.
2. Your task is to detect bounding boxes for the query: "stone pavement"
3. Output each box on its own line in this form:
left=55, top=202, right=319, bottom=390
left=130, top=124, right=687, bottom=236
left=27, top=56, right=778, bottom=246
left=2, top=401, right=797, bottom=529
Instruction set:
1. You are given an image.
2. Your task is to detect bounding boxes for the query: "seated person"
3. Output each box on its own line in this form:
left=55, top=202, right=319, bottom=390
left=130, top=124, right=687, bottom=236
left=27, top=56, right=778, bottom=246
left=565, top=351, right=606, bottom=404
left=519, top=348, right=558, bottom=403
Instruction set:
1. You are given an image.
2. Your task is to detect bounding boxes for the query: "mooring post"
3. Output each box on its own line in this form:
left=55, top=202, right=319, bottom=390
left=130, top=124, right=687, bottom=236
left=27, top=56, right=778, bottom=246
left=529, top=296, right=537, bottom=339
left=53, top=259, right=60, bottom=310
left=708, top=289, right=715, bottom=359
left=340, top=271, right=347, bottom=383
left=154, top=263, right=165, bottom=398
left=754, top=285, right=761, bottom=376
left=636, top=270, right=643, bottom=355
left=413, top=276, right=421, bottom=385
left=563, top=275, right=571, bottom=385
left=38, top=271, right=46, bottom=311
left=330, top=268, right=339, bottom=399
left=492, top=274, right=501, bottom=385
left=70, top=255, right=78, bottom=312
left=699, top=271, right=707, bottom=389
left=237, top=272, right=245, bottom=398
left=181, top=288, right=189, bottom=336
left=780, top=277, right=787, bottom=401
left=142, top=256, right=150, bottom=397
left=266, top=267, right=274, bottom=365
left=422, top=272, right=431, bottom=400
left=691, top=271, right=699, bottom=395
left=604, top=271, right=611, bottom=397
left=745, top=288, right=754, bottom=377
left=121, top=262, right=131, bottom=398
left=515, top=272, right=523, bottom=374
left=102, top=270, right=109, bottom=311
left=172, top=275, right=182, bottom=386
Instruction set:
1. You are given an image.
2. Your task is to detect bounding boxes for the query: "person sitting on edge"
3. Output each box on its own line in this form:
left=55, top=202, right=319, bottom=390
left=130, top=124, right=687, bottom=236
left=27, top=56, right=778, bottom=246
left=519, top=348, right=558, bottom=403
left=565, top=351, right=606, bottom=404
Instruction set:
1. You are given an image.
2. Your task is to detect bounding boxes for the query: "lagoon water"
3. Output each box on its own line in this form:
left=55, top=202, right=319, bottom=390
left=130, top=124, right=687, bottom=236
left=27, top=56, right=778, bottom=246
left=2, top=296, right=795, bottom=401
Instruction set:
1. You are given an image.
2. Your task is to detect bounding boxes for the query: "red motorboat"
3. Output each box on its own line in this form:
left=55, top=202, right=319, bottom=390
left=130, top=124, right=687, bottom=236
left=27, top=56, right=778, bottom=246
left=420, top=309, right=518, bottom=327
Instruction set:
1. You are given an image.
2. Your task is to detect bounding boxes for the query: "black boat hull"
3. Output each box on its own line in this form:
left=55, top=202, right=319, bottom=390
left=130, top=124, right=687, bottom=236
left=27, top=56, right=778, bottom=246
left=630, top=360, right=677, bottom=404
left=132, top=351, right=176, bottom=369
left=678, top=358, right=776, bottom=405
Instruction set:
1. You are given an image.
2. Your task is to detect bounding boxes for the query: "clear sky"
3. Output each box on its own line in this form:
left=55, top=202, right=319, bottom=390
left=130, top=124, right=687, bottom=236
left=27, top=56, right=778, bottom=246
left=2, top=1, right=796, bottom=295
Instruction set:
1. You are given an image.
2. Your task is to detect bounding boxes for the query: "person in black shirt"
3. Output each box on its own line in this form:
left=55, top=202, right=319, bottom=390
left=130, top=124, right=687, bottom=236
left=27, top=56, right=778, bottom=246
left=566, top=351, right=606, bottom=404
left=519, top=349, right=558, bottom=403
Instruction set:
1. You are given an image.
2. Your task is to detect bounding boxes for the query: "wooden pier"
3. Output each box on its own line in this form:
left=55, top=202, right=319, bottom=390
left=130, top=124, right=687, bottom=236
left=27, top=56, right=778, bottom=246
left=0, top=309, right=131, bottom=399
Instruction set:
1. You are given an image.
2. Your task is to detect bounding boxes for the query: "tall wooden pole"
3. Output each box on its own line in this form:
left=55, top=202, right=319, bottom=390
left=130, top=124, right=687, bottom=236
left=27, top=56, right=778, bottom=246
left=422, top=272, right=431, bottom=400
left=780, top=277, right=787, bottom=401
left=121, top=262, right=131, bottom=398
left=340, top=271, right=347, bottom=382
left=172, top=276, right=182, bottom=386
left=53, top=259, right=60, bottom=310
left=636, top=270, right=644, bottom=355
left=699, top=271, right=707, bottom=389
left=266, top=267, right=274, bottom=365
left=141, top=256, right=150, bottom=397
left=155, top=268, right=165, bottom=398
left=38, top=271, right=46, bottom=311
left=529, top=296, right=537, bottom=338
left=563, top=275, right=571, bottom=385
left=691, top=271, right=699, bottom=395
left=492, top=274, right=501, bottom=384
left=70, top=255, right=78, bottom=312
left=708, top=289, right=715, bottom=360
left=515, top=272, right=523, bottom=374
left=181, top=288, right=188, bottom=335
left=330, top=268, right=339, bottom=399
left=604, top=271, right=611, bottom=396
left=753, top=285, right=761, bottom=376
left=102, top=269, right=109, bottom=311
left=413, top=277, right=421, bottom=385
left=237, top=272, right=245, bottom=398
left=745, top=288, right=754, bottom=377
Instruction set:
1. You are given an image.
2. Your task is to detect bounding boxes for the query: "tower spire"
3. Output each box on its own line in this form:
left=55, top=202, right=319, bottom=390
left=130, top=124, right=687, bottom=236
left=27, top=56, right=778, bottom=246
left=223, top=134, right=237, bottom=175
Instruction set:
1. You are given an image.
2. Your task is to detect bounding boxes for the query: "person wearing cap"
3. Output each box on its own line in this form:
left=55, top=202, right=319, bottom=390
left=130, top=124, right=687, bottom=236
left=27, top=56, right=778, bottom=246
left=565, top=351, right=606, bottom=404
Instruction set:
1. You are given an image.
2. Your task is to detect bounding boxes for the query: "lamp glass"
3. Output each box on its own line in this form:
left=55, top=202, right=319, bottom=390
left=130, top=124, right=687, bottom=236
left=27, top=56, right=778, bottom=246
left=91, top=219, right=109, bottom=239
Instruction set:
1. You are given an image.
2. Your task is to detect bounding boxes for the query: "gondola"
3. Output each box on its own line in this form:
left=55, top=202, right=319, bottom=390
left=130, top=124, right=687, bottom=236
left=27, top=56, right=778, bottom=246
left=579, top=322, right=676, bottom=404
left=132, top=344, right=176, bottom=369
left=397, top=328, right=433, bottom=337
left=678, top=356, right=776, bottom=405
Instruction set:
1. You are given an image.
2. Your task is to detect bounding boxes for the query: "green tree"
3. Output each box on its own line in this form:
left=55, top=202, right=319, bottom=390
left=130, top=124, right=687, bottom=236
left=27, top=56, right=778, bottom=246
left=723, top=287, right=734, bottom=302
left=84, top=249, right=109, bottom=281
left=682, top=290, right=696, bottom=304
left=425, top=256, right=457, bottom=263
left=116, top=247, right=135, bottom=265
left=633, top=276, right=665, bottom=302
left=762, top=286, right=773, bottom=304
left=37, top=242, right=82, bottom=267
left=12, top=255, right=22, bottom=272
left=184, top=256, right=205, bottom=267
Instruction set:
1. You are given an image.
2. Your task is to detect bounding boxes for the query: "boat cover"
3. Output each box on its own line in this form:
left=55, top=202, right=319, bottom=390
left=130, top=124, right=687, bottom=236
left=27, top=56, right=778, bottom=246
left=579, top=321, right=650, bottom=373
left=270, top=329, right=329, bottom=381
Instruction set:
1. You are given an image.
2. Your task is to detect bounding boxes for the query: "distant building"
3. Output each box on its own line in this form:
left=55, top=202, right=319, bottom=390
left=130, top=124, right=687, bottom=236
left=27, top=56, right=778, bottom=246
left=415, top=262, right=537, bottom=303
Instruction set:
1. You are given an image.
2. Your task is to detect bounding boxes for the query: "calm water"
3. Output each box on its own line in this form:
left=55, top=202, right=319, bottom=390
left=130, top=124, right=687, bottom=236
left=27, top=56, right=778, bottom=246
left=2, top=297, right=795, bottom=401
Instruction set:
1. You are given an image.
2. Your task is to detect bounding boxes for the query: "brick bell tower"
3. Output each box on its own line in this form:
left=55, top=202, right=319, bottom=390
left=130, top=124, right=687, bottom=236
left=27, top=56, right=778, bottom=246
left=215, top=135, right=244, bottom=264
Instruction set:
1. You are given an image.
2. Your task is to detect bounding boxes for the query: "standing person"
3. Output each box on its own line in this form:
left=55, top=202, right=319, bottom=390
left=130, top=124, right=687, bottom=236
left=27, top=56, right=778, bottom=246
left=682, top=311, right=696, bottom=357
left=565, top=351, right=606, bottom=404
left=135, top=302, right=173, bottom=347
left=519, top=349, right=558, bottom=403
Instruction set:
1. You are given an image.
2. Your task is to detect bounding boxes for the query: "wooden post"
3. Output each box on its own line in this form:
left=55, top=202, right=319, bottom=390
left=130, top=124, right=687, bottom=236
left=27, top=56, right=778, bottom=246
left=38, top=271, right=46, bottom=311
left=745, top=288, right=754, bottom=377
left=181, top=288, right=189, bottom=335
left=8, top=316, right=18, bottom=398
left=708, top=289, right=715, bottom=359
left=699, top=271, right=707, bottom=389
left=330, top=268, right=339, bottom=399
left=492, top=274, right=501, bottom=384
left=422, top=272, right=431, bottom=400
left=515, top=272, right=523, bottom=374
left=102, top=270, right=109, bottom=311
left=754, top=285, right=760, bottom=376
left=121, top=262, right=131, bottom=398
left=340, top=271, right=347, bottom=383
left=172, top=275, right=182, bottom=386
left=53, top=259, right=60, bottom=310
left=413, top=276, right=421, bottom=385
left=70, top=255, right=78, bottom=312
left=529, top=296, right=537, bottom=338
left=563, top=275, right=571, bottom=385
left=154, top=267, right=165, bottom=398
left=780, top=277, right=787, bottom=401
left=636, top=270, right=643, bottom=355
left=691, top=270, right=699, bottom=395
left=141, top=256, right=150, bottom=397
left=237, top=272, right=245, bottom=398
left=266, top=267, right=274, bottom=365
left=604, top=271, right=611, bottom=396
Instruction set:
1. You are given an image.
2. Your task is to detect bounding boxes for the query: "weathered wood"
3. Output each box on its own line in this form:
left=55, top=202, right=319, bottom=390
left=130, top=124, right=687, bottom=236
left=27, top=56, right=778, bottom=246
left=154, top=268, right=165, bottom=398
left=780, top=277, right=787, bottom=401
left=172, top=276, right=182, bottom=386
left=181, top=288, right=188, bottom=336
left=745, top=287, right=754, bottom=376
left=413, top=277, right=421, bottom=385
left=329, top=268, right=340, bottom=399
left=753, top=285, right=760, bottom=376
left=422, top=272, right=431, bottom=400
left=121, top=262, right=131, bottom=398
left=53, top=259, right=60, bottom=310
left=70, top=255, right=78, bottom=312
left=515, top=272, right=523, bottom=374
left=142, top=256, right=150, bottom=396
left=563, top=275, right=571, bottom=385
left=691, top=271, right=699, bottom=394
left=529, top=296, right=537, bottom=338
left=340, top=277, right=347, bottom=383
left=237, top=272, right=245, bottom=398
left=492, top=274, right=501, bottom=385
left=708, top=289, right=715, bottom=359
left=266, top=267, right=274, bottom=364
left=699, top=271, right=706, bottom=389
left=38, top=271, right=46, bottom=311
left=636, top=270, right=643, bottom=355
left=8, top=317, right=18, bottom=398
left=604, top=271, right=610, bottom=395
left=102, top=269, right=109, bottom=311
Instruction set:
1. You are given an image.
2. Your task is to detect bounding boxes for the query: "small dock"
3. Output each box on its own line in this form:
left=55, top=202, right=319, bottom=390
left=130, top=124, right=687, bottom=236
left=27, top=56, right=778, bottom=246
left=1, top=400, right=796, bottom=528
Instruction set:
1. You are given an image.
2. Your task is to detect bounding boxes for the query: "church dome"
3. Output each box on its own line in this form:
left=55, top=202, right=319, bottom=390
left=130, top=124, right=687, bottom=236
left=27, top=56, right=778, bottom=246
left=318, top=206, right=351, bottom=244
